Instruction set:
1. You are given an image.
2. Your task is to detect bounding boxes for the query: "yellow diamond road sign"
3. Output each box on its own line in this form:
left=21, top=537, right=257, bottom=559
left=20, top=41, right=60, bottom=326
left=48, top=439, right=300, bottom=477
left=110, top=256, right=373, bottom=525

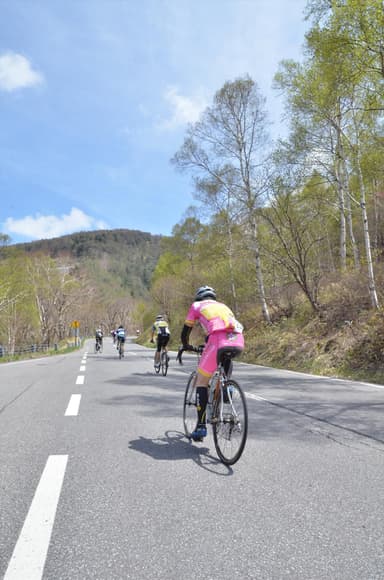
left=72, top=320, right=80, bottom=328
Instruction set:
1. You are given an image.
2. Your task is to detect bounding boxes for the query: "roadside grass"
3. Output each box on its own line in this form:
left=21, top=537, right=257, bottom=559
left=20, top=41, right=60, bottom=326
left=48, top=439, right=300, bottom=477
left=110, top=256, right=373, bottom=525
left=243, top=304, right=384, bottom=385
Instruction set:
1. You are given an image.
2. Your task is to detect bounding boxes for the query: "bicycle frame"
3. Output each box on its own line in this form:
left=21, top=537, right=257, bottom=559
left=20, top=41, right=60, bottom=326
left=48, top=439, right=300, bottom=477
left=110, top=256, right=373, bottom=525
left=206, top=364, right=238, bottom=424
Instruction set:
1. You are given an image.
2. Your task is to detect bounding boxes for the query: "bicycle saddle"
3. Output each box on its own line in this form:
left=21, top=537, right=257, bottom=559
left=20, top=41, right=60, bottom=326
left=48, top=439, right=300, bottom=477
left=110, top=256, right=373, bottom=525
left=216, top=347, right=243, bottom=365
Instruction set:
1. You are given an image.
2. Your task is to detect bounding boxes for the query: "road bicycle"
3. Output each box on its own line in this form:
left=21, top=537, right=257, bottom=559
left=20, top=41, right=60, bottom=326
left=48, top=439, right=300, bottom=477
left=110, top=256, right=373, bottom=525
left=177, top=345, right=248, bottom=465
left=117, top=339, right=125, bottom=359
left=94, top=339, right=103, bottom=354
left=155, top=346, right=169, bottom=376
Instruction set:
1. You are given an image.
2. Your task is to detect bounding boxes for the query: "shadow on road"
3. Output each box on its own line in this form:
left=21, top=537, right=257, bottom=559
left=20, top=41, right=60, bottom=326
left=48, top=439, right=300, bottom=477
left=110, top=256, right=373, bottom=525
left=128, top=430, right=233, bottom=475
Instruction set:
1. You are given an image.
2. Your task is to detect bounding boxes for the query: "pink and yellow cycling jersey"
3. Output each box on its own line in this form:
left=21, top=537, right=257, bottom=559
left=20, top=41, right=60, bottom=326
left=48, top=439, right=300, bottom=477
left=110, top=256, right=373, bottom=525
left=185, top=300, right=243, bottom=335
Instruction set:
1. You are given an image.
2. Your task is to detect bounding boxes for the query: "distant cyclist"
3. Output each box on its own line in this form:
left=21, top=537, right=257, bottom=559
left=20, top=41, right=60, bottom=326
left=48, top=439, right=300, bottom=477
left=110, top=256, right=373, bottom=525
left=116, top=325, right=126, bottom=354
left=95, top=328, right=103, bottom=350
left=151, top=314, right=170, bottom=371
left=180, top=286, right=244, bottom=441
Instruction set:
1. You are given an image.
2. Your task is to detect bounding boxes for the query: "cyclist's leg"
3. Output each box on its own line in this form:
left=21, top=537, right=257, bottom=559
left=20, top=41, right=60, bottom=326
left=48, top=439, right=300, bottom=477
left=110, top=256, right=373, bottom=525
left=189, top=372, right=210, bottom=441
left=154, top=337, right=162, bottom=366
left=192, top=332, right=236, bottom=438
left=163, top=335, right=170, bottom=360
left=190, top=338, right=218, bottom=440
left=195, top=373, right=210, bottom=420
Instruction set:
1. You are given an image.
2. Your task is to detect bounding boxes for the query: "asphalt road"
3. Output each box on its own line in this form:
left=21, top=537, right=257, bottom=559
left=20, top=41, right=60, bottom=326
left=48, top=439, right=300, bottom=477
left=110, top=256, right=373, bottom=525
left=1, top=338, right=384, bottom=579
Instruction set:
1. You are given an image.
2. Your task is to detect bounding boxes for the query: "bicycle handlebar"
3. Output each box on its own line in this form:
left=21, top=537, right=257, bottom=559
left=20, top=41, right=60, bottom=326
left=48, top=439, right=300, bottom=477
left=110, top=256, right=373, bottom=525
left=176, top=344, right=204, bottom=364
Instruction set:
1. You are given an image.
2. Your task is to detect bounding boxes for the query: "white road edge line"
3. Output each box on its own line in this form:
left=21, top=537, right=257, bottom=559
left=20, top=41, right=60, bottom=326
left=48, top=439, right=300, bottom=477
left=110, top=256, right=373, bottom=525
left=64, top=394, right=81, bottom=416
left=4, top=454, right=68, bottom=580
left=246, top=392, right=268, bottom=402
left=76, top=375, right=85, bottom=385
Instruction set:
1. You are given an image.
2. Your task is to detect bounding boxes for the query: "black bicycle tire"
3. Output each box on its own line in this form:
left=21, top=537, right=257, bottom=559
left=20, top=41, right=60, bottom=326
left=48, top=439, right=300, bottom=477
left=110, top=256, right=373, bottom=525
left=183, top=371, right=198, bottom=437
left=212, top=379, right=248, bottom=465
left=161, top=351, right=168, bottom=376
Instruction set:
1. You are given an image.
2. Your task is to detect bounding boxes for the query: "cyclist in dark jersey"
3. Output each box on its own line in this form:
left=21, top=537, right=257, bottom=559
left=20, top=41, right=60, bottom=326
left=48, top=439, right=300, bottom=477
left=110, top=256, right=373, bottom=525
left=95, top=328, right=103, bottom=350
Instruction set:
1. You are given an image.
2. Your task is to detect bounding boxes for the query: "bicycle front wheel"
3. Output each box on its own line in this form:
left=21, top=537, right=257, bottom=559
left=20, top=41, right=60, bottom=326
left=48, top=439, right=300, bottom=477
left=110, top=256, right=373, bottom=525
left=161, top=350, right=168, bottom=376
left=183, top=371, right=198, bottom=438
left=212, top=379, right=248, bottom=465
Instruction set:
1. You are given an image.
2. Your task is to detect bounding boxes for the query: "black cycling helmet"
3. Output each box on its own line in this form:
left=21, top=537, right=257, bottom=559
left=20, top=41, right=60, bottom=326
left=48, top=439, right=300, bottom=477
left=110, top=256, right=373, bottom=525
left=194, top=285, right=216, bottom=301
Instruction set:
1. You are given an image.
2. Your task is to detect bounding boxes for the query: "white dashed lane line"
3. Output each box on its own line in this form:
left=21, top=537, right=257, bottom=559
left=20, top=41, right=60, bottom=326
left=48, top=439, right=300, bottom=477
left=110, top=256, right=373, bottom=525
left=64, top=394, right=82, bottom=416
left=4, top=455, right=68, bottom=580
left=4, top=355, right=88, bottom=576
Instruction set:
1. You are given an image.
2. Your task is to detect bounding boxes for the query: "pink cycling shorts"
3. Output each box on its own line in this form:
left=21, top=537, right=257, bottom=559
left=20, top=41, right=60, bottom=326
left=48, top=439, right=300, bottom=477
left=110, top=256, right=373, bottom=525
left=198, top=330, right=244, bottom=377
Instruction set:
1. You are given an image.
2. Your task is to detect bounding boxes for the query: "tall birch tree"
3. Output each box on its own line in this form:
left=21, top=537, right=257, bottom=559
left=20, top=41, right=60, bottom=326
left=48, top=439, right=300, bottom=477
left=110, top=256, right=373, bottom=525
left=172, top=76, right=271, bottom=323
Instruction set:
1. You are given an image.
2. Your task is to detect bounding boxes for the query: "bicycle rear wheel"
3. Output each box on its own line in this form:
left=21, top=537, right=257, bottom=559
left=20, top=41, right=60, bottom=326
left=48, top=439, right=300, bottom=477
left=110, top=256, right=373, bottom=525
left=119, top=342, right=124, bottom=359
left=212, top=379, right=248, bottom=465
left=161, top=350, right=168, bottom=376
left=183, top=371, right=198, bottom=438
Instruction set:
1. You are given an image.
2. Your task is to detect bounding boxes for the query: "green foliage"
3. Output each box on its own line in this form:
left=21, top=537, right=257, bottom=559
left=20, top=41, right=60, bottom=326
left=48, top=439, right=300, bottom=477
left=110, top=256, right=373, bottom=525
left=12, top=228, right=162, bottom=299
left=0, top=229, right=162, bottom=348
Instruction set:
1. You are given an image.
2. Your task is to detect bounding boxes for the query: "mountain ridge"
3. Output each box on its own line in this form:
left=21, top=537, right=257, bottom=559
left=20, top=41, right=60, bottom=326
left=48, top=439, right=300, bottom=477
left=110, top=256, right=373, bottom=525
left=11, top=228, right=164, bottom=298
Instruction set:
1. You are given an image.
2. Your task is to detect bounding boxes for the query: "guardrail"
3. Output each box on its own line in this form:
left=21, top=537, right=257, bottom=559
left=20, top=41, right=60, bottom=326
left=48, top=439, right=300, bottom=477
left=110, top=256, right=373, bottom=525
left=0, top=343, right=52, bottom=357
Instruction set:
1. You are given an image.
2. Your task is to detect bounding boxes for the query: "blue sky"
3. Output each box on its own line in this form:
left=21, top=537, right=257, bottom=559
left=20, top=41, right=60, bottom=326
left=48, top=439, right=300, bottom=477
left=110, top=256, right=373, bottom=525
left=0, top=0, right=308, bottom=243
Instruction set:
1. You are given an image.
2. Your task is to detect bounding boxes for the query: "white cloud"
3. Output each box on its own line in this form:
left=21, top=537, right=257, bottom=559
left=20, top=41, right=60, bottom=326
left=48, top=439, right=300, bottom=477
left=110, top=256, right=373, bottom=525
left=4, top=208, right=108, bottom=240
left=158, top=86, right=208, bottom=130
left=0, top=51, right=44, bottom=92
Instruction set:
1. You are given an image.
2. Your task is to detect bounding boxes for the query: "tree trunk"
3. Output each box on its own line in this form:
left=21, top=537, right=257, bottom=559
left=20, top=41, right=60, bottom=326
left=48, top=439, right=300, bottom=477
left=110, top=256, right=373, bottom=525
left=356, top=154, right=379, bottom=309
left=249, top=215, right=271, bottom=323
left=225, top=221, right=239, bottom=315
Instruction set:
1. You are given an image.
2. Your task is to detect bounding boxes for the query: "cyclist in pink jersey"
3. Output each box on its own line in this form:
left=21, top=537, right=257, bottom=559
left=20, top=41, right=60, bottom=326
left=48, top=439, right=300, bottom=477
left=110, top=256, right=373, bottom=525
left=181, top=285, right=244, bottom=441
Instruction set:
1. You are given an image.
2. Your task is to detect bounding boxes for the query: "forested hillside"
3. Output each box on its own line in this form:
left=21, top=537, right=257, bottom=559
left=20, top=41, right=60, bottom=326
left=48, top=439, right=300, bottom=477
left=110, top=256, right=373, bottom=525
left=14, top=229, right=162, bottom=298
left=0, top=229, right=162, bottom=354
